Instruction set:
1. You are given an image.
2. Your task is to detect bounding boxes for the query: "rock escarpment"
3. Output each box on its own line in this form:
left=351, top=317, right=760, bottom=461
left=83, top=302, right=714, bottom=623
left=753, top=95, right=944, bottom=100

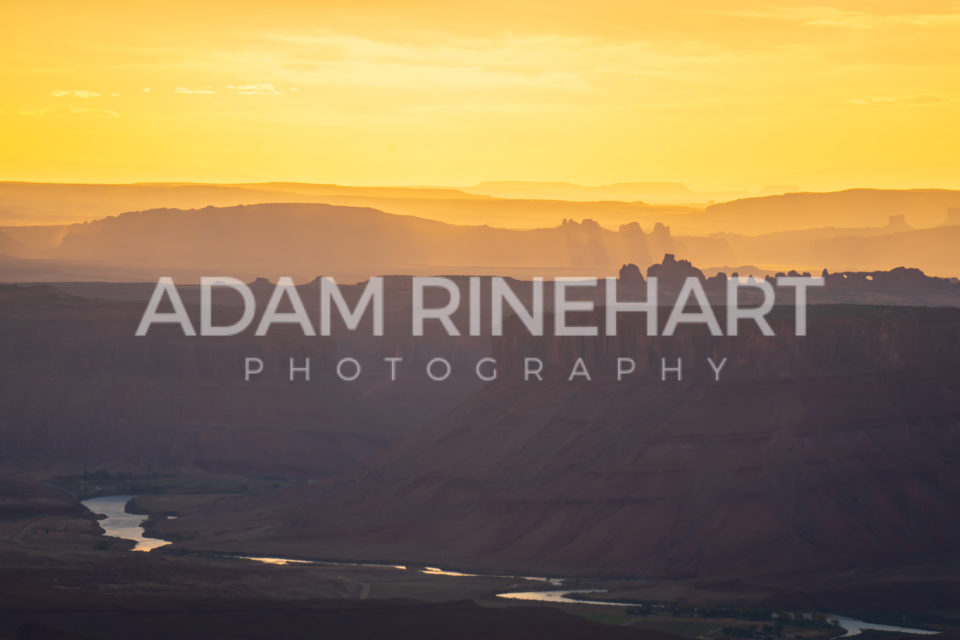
left=165, top=305, right=960, bottom=578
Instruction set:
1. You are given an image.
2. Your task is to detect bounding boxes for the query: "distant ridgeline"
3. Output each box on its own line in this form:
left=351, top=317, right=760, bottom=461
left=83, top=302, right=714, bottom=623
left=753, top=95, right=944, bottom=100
left=4, top=197, right=960, bottom=281
left=618, top=254, right=960, bottom=307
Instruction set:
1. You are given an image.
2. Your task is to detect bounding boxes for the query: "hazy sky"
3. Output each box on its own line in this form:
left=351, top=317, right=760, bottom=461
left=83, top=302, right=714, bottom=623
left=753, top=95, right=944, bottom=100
left=2, top=0, right=959, bottom=190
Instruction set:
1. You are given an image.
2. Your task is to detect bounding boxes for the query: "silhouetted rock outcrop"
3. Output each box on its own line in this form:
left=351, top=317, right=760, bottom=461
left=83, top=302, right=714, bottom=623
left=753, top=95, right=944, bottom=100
left=618, top=263, right=644, bottom=283
left=646, top=253, right=705, bottom=287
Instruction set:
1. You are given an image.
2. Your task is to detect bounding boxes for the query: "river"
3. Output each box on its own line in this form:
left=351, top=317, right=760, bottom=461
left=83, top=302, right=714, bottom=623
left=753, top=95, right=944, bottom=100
left=826, top=614, right=939, bottom=638
left=82, top=494, right=171, bottom=552
left=84, top=495, right=939, bottom=637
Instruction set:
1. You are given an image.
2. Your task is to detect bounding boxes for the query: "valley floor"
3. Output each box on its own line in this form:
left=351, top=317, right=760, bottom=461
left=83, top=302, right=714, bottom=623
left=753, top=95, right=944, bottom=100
left=2, top=478, right=959, bottom=640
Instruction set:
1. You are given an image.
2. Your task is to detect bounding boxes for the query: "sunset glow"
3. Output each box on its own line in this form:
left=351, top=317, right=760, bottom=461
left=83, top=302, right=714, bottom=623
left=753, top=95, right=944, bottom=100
left=3, top=0, right=959, bottom=189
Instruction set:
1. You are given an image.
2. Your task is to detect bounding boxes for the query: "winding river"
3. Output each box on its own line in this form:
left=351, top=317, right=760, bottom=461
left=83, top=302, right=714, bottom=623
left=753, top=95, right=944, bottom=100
left=82, top=494, right=171, bottom=552
left=84, top=495, right=939, bottom=637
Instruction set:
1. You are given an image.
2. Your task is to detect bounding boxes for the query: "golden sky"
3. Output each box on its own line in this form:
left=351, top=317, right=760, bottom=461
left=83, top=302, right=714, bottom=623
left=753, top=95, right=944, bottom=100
left=2, top=0, right=959, bottom=190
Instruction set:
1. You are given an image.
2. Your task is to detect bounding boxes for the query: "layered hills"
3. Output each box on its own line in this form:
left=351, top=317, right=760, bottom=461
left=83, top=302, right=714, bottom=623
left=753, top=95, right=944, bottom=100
left=2, top=191, right=960, bottom=280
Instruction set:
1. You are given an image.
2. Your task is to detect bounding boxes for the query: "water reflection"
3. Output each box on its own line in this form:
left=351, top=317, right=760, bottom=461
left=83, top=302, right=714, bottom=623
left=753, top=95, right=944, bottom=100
left=421, top=566, right=478, bottom=577
left=82, top=495, right=170, bottom=552
left=497, top=589, right=627, bottom=606
left=238, top=556, right=313, bottom=566
left=237, top=554, right=406, bottom=570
